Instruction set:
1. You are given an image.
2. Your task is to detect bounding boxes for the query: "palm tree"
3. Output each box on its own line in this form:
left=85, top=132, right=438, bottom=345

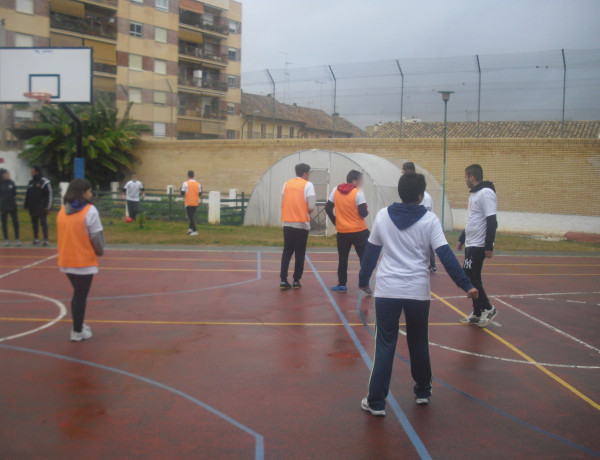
left=20, top=98, right=150, bottom=187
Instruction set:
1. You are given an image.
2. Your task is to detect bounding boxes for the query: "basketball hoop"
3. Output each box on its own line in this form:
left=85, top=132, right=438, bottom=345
left=24, top=91, right=52, bottom=111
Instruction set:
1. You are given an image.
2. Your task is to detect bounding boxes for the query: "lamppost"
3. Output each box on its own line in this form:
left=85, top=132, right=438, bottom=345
left=438, top=90, right=454, bottom=230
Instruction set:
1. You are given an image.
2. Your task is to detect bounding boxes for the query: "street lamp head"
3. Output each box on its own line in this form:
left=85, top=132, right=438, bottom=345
left=438, top=90, right=455, bottom=102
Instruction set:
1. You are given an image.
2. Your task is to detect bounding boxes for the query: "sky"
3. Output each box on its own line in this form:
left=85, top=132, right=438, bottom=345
left=240, top=0, right=600, bottom=72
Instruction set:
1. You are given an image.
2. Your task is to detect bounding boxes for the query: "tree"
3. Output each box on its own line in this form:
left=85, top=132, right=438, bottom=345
left=20, top=98, right=150, bottom=187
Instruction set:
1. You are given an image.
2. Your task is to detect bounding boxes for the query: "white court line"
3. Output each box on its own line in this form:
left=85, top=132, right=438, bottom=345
left=567, top=300, right=586, bottom=304
left=0, top=290, right=67, bottom=342
left=0, top=254, right=57, bottom=280
left=493, top=297, right=600, bottom=355
left=436, top=291, right=600, bottom=301
left=397, top=329, right=600, bottom=369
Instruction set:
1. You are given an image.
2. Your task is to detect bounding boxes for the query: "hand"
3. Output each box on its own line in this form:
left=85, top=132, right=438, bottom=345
left=456, top=241, right=463, bottom=250
left=485, top=251, right=494, bottom=258
left=466, top=288, right=478, bottom=299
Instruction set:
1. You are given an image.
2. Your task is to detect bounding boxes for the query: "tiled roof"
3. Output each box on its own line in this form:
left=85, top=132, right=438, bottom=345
left=372, top=121, right=600, bottom=138
left=241, top=93, right=366, bottom=137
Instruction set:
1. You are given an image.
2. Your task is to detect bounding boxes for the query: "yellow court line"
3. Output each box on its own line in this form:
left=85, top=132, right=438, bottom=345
left=431, top=291, right=600, bottom=411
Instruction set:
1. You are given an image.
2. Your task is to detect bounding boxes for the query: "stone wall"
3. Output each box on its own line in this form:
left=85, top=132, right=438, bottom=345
left=133, top=138, right=600, bottom=216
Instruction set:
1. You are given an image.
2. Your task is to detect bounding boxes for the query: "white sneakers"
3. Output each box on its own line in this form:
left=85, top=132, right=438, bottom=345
left=70, top=324, right=93, bottom=342
left=477, top=307, right=498, bottom=328
left=416, top=397, right=430, bottom=405
left=361, top=398, right=386, bottom=416
left=189, top=231, right=199, bottom=236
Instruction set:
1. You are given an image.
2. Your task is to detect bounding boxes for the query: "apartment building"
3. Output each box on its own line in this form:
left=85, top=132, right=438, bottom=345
left=0, top=0, right=242, bottom=141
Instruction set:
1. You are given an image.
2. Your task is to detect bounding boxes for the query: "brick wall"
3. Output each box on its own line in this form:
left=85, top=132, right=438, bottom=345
left=133, top=138, right=600, bottom=216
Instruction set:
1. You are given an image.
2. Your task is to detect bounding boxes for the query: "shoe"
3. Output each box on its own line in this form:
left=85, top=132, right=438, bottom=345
left=477, top=307, right=498, bottom=328
left=429, top=266, right=437, bottom=273
left=189, top=231, right=199, bottom=236
left=187, top=228, right=193, bottom=234
left=42, top=240, right=49, bottom=247
left=361, top=398, right=385, bottom=416
left=459, top=312, right=480, bottom=325
left=70, top=324, right=93, bottom=342
left=292, top=281, right=302, bottom=289
left=33, top=239, right=40, bottom=245
left=360, top=286, right=373, bottom=296
left=14, top=240, right=21, bottom=247
left=416, top=397, right=430, bottom=405
left=3, top=240, right=9, bottom=247
left=331, top=285, right=347, bottom=293
left=280, top=281, right=292, bottom=290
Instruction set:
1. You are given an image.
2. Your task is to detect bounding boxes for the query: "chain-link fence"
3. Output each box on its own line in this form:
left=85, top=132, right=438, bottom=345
left=242, top=49, right=600, bottom=131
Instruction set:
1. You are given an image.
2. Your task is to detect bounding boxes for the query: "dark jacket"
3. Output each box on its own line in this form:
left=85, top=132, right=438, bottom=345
left=24, top=174, right=53, bottom=216
left=0, top=178, right=17, bottom=212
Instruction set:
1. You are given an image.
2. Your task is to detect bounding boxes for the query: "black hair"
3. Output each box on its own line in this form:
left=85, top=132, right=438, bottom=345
left=0, top=168, right=7, bottom=176
left=465, top=164, right=484, bottom=182
left=188, top=170, right=194, bottom=178
left=346, top=169, right=363, bottom=184
left=402, top=161, right=416, bottom=172
left=398, top=172, right=426, bottom=204
left=31, top=165, right=42, bottom=174
left=64, top=178, right=92, bottom=205
left=295, top=163, right=310, bottom=177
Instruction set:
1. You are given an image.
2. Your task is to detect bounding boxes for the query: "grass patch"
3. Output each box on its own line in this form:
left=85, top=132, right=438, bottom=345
left=7, top=210, right=600, bottom=253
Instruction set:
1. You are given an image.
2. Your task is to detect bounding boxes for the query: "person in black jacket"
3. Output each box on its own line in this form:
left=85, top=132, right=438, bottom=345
left=0, top=168, right=20, bottom=246
left=24, top=165, right=53, bottom=246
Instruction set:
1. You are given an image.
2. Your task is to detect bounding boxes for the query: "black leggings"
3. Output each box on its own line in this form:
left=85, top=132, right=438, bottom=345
left=336, top=229, right=369, bottom=286
left=280, top=226, right=309, bottom=282
left=1, top=210, right=19, bottom=240
left=463, top=246, right=491, bottom=315
left=66, top=274, right=94, bottom=333
left=186, top=206, right=197, bottom=232
left=31, top=213, right=48, bottom=241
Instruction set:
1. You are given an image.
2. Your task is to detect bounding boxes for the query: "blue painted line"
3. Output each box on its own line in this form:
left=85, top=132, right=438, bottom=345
left=306, top=256, right=433, bottom=460
left=257, top=251, right=262, bottom=280
left=356, top=295, right=600, bottom=458
left=0, top=343, right=264, bottom=460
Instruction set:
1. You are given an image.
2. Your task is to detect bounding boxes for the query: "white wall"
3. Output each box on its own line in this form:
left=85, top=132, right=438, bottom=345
left=0, top=150, right=30, bottom=185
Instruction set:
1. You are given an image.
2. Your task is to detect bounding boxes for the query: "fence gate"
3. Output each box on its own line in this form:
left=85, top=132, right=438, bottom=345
left=309, top=168, right=330, bottom=236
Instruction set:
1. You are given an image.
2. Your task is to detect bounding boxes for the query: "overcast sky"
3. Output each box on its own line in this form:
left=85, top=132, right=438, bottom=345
left=240, top=0, right=600, bottom=72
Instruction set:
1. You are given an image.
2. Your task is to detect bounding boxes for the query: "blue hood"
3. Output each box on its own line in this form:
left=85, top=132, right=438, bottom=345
left=387, top=203, right=427, bottom=230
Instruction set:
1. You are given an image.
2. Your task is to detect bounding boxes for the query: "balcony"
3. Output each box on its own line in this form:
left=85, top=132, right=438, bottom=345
left=178, top=94, right=227, bottom=121
left=79, top=0, right=118, bottom=10
left=178, top=42, right=227, bottom=67
left=50, top=12, right=116, bottom=40
left=179, top=10, right=229, bottom=38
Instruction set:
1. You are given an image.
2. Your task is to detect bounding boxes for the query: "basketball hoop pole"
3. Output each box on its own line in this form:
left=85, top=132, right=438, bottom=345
left=60, top=104, right=84, bottom=179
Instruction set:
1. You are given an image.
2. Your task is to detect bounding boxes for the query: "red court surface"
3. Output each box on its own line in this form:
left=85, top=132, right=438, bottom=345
left=0, top=247, right=599, bottom=459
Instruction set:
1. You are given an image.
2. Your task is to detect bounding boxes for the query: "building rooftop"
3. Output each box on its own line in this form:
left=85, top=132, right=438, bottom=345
left=371, top=120, right=600, bottom=138
left=241, top=93, right=366, bottom=138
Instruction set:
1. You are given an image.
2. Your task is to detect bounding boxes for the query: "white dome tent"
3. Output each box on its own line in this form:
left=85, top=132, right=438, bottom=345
left=243, top=149, right=452, bottom=234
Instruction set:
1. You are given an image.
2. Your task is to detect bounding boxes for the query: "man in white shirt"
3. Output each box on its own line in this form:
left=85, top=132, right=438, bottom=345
left=403, top=162, right=436, bottom=272
left=457, top=164, right=498, bottom=328
left=359, top=172, right=477, bottom=414
left=280, top=163, right=316, bottom=290
left=122, top=173, right=145, bottom=221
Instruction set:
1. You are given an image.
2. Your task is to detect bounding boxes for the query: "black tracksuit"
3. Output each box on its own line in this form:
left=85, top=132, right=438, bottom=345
left=24, top=174, right=53, bottom=241
left=0, top=178, right=19, bottom=240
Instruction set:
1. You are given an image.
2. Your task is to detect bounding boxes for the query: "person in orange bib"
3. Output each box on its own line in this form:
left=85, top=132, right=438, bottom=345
left=280, top=163, right=315, bottom=290
left=57, top=178, right=105, bottom=342
left=180, top=170, right=202, bottom=236
left=325, top=170, right=369, bottom=293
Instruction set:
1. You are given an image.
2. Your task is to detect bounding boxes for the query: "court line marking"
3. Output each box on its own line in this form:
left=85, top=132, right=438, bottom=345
left=431, top=292, right=600, bottom=412
left=566, top=300, right=586, bottom=304
left=306, top=256, right=432, bottom=460
left=356, top=294, right=600, bottom=457
left=0, top=254, right=57, bottom=280
left=492, top=297, right=600, bottom=355
left=0, top=343, right=264, bottom=460
left=435, top=291, right=600, bottom=301
left=0, top=290, right=67, bottom=343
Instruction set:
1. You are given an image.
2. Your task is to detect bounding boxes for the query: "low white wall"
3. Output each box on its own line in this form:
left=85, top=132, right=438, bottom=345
left=0, top=150, right=30, bottom=185
left=452, top=209, right=600, bottom=236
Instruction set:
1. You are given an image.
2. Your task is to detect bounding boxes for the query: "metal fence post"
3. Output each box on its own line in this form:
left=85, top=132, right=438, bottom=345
left=241, top=191, right=245, bottom=222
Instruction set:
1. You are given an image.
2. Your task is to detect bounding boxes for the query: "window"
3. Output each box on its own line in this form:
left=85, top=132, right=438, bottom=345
left=128, top=88, right=142, bottom=103
left=260, top=123, right=266, bottom=139
left=289, top=126, right=295, bottom=138
left=227, top=75, right=236, bottom=88
left=155, top=27, right=167, bottom=43
left=129, top=54, right=142, bottom=70
left=228, top=47, right=237, bottom=61
left=15, top=33, right=33, bottom=47
left=131, top=0, right=143, bottom=3
left=129, top=22, right=143, bottom=38
left=228, top=20, right=238, bottom=34
left=276, top=125, right=282, bottom=139
left=227, top=103, right=235, bottom=115
left=155, top=0, right=168, bottom=11
left=154, top=59, right=167, bottom=75
left=154, top=91, right=167, bottom=105
left=16, top=0, right=33, bottom=14
left=226, top=130, right=236, bottom=139
left=154, top=122, right=166, bottom=137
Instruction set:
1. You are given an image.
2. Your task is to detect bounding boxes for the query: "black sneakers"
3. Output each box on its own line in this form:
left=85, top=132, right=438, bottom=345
left=292, top=281, right=302, bottom=289
left=280, top=281, right=292, bottom=290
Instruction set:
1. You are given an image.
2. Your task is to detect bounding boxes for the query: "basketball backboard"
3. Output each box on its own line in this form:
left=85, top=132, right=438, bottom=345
left=0, top=47, right=93, bottom=104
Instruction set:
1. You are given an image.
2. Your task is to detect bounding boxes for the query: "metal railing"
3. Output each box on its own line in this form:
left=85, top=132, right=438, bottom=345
left=179, top=11, right=230, bottom=35
left=178, top=75, right=228, bottom=92
left=178, top=43, right=227, bottom=64
left=50, top=12, right=117, bottom=40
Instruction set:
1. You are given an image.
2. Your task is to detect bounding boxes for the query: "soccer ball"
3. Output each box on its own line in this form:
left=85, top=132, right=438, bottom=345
left=125, top=217, right=133, bottom=223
